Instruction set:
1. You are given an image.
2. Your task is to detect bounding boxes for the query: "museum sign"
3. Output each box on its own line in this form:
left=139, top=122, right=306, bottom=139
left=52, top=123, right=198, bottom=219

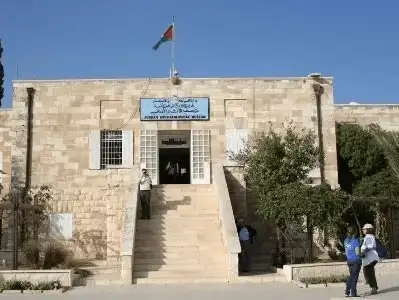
left=140, top=97, right=210, bottom=121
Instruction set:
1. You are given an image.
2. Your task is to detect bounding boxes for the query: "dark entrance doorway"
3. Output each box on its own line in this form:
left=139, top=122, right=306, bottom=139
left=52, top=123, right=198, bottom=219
left=159, top=148, right=190, bottom=184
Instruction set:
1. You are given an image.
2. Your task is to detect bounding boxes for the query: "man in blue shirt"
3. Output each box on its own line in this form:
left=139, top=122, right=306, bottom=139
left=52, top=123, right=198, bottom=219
left=236, top=218, right=257, bottom=273
left=344, top=225, right=362, bottom=298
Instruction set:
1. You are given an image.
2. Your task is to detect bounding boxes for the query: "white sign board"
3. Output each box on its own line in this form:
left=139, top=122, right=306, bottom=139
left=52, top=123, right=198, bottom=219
left=49, top=213, right=73, bottom=240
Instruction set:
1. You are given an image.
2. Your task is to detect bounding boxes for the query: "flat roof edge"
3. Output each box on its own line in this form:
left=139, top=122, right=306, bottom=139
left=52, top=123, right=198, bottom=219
left=12, top=76, right=334, bottom=84
left=335, top=104, right=399, bottom=107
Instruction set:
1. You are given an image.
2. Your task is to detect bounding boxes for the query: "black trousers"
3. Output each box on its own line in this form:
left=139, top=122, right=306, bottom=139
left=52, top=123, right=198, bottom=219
left=239, top=240, right=251, bottom=272
left=346, top=260, right=361, bottom=296
left=139, top=190, right=151, bottom=219
left=363, top=260, right=378, bottom=289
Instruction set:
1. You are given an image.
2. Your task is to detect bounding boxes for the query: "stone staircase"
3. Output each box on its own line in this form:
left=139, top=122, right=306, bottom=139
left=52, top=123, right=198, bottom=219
left=244, top=189, right=276, bottom=272
left=132, top=184, right=229, bottom=284
left=73, top=260, right=123, bottom=286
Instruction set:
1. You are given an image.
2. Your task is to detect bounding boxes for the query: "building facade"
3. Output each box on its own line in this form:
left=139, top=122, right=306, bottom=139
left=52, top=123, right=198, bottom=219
left=0, top=76, right=398, bottom=265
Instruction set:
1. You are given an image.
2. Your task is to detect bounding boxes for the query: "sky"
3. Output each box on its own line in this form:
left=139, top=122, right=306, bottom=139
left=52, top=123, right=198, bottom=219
left=1, top=0, right=399, bottom=108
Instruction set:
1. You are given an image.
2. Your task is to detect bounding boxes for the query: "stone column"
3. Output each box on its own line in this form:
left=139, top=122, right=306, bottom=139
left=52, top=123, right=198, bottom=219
left=10, top=85, right=29, bottom=188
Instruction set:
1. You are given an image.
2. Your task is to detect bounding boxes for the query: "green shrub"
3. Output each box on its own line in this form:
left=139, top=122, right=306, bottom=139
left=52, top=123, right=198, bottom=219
left=42, top=243, right=68, bottom=269
left=0, top=279, right=62, bottom=291
left=0, top=279, right=33, bottom=291
left=300, top=274, right=349, bottom=284
left=23, top=241, right=40, bottom=268
left=34, top=280, right=61, bottom=290
left=72, top=267, right=93, bottom=278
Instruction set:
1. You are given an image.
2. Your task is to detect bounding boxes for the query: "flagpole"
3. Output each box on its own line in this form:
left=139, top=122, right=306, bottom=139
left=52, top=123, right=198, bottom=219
left=171, top=16, right=175, bottom=77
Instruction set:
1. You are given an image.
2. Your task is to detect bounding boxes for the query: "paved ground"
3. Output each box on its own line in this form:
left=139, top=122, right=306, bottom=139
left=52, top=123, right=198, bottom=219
left=2, top=275, right=399, bottom=299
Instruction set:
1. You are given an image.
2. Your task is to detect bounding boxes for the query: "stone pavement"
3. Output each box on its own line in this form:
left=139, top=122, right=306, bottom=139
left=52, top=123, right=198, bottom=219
left=2, top=275, right=399, bottom=300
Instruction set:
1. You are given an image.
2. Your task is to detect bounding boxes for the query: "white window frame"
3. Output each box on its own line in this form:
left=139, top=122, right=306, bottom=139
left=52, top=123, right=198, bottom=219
left=101, top=130, right=123, bottom=169
left=226, top=129, right=248, bottom=160
left=89, top=130, right=133, bottom=170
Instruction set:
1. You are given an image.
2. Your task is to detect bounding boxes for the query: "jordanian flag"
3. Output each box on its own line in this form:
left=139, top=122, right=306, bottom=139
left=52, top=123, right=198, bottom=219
left=152, top=24, right=174, bottom=51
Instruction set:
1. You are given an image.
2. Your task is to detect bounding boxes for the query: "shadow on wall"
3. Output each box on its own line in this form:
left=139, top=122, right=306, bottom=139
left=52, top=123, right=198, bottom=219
left=72, top=230, right=108, bottom=260
left=223, top=168, right=246, bottom=218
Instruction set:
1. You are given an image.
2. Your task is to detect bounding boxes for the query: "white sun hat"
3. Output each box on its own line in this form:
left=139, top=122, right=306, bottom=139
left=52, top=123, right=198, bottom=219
left=362, top=223, right=374, bottom=229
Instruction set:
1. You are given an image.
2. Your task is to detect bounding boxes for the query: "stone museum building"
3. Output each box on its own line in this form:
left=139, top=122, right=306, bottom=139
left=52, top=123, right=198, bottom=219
left=0, top=75, right=399, bottom=283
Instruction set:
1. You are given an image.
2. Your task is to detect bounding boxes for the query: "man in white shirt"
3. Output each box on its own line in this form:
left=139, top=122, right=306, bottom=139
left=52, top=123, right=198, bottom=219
left=139, top=169, right=152, bottom=219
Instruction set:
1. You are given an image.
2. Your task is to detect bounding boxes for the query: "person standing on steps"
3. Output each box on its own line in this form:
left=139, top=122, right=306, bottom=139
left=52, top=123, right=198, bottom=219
left=236, top=218, right=257, bottom=273
left=344, top=225, right=362, bottom=298
left=361, top=223, right=379, bottom=295
left=139, top=168, right=152, bottom=219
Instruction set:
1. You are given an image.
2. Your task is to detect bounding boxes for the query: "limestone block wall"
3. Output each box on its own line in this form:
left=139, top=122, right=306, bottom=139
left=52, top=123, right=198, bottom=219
left=12, top=81, right=137, bottom=261
left=335, top=104, right=399, bottom=130
left=0, top=109, right=12, bottom=191
left=7, top=77, right=340, bottom=262
left=221, top=78, right=338, bottom=187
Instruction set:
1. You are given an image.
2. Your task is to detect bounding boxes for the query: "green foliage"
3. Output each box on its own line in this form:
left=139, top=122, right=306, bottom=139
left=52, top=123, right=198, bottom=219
left=337, top=123, right=399, bottom=248
left=243, top=124, right=320, bottom=188
left=353, top=168, right=399, bottom=208
left=304, top=183, right=349, bottom=229
left=230, top=124, right=321, bottom=227
left=23, top=241, right=40, bottom=269
left=337, top=123, right=387, bottom=192
left=0, top=39, right=3, bottom=107
left=230, top=123, right=348, bottom=263
left=369, top=124, right=399, bottom=181
left=300, top=274, right=349, bottom=284
left=0, top=279, right=61, bottom=291
left=0, top=185, right=54, bottom=243
left=0, top=279, right=32, bottom=291
left=72, top=267, right=93, bottom=278
left=34, top=280, right=62, bottom=290
left=42, top=243, right=69, bottom=269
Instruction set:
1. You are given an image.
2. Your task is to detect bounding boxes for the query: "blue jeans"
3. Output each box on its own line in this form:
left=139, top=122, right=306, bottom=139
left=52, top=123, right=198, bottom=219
left=346, top=260, right=362, bottom=296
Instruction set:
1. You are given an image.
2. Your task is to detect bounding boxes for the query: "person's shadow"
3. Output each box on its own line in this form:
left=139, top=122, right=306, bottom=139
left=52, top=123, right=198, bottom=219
left=372, top=286, right=399, bottom=295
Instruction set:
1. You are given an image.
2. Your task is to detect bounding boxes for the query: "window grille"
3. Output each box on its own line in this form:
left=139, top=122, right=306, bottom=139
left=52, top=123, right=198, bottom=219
left=100, top=130, right=123, bottom=168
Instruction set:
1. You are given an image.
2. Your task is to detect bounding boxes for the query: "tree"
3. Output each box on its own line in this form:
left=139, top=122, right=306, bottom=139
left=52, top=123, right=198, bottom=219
left=0, top=39, right=3, bottom=107
left=336, top=123, right=386, bottom=193
left=369, top=124, right=399, bottom=181
left=337, top=123, right=399, bottom=248
left=0, top=183, right=53, bottom=246
left=229, top=122, right=347, bottom=265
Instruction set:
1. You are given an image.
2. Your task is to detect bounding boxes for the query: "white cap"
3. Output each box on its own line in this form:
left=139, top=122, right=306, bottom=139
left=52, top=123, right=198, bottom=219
left=362, top=223, right=374, bottom=229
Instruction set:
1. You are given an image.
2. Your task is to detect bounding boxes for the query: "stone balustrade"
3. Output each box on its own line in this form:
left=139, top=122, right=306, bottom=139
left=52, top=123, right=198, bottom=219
left=212, top=163, right=241, bottom=280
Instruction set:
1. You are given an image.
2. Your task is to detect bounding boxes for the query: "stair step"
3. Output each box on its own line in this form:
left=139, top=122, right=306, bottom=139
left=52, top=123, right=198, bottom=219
left=148, top=212, right=219, bottom=217
left=149, top=209, right=218, bottom=215
left=133, top=269, right=228, bottom=279
left=151, top=202, right=218, bottom=207
left=135, top=230, right=222, bottom=237
left=136, top=217, right=219, bottom=223
left=84, top=273, right=124, bottom=286
left=134, top=245, right=226, bottom=253
left=135, top=223, right=220, bottom=231
left=133, top=277, right=228, bottom=284
left=82, top=266, right=121, bottom=275
left=135, top=234, right=223, bottom=243
left=133, top=263, right=227, bottom=272
left=135, top=231, right=221, bottom=236
left=153, top=193, right=217, bottom=197
left=134, top=256, right=227, bottom=265
left=134, top=240, right=225, bottom=247
left=134, top=250, right=226, bottom=260
left=154, top=184, right=214, bottom=190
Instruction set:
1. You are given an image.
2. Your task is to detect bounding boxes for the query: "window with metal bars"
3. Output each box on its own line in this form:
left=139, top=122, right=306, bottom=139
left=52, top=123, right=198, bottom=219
left=100, top=130, right=123, bottom=169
